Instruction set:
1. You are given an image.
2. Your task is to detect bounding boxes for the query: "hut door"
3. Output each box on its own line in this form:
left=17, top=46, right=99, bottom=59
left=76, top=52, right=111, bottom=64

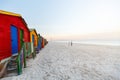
left=11, top=26, right=18, bottom=55
left=32, top=35, right=34, bottom=46
left=38, top=39, right=41, bottom=49
left=20, top=29, right=24, bottom=48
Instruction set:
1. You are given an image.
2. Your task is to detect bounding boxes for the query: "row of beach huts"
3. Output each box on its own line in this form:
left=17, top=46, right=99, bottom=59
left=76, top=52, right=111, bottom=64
left=0, top=10, right=48, bottom=78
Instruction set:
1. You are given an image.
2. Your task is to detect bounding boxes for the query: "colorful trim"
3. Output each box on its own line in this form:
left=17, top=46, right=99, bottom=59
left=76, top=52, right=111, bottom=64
left=0, top=10, right=21, bottom=17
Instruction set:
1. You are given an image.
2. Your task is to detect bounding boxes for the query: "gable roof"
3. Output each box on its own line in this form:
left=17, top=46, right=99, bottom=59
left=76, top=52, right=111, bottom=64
left=38, top=34, right=40, bottom=36
left=0, top=10, right=21, bottom=17
left=30, top=28, right=38, bottom=35
left=0, top=10, right=30, bottom=31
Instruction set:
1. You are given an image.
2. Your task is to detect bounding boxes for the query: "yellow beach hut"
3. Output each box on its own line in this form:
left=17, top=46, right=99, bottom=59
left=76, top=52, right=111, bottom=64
left=30, top=29, right=38, bottom=53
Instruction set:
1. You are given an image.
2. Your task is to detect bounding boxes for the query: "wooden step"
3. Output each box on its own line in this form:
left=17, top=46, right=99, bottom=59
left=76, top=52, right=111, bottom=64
left=0, top=61, right=8, bottom=78
left=7, top=67, right=17, bottom=71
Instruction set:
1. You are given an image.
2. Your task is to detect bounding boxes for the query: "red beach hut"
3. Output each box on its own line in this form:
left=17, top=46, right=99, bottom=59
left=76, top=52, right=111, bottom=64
left=0, top=10, right=30, bottom=62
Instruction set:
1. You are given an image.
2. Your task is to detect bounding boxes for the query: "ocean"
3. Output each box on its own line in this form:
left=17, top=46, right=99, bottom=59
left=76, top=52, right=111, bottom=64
left=54, top=40, right=120, bottom=46
left=73, top=40, right=120, bottom=46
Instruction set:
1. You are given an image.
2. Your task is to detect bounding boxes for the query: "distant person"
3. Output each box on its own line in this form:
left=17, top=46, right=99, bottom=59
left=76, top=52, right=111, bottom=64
left=71, top=41, right=72, bottom=46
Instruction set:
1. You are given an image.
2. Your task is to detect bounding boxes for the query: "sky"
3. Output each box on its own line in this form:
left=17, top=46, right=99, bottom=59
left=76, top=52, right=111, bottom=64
left=0, top=0, right=120, bottom=41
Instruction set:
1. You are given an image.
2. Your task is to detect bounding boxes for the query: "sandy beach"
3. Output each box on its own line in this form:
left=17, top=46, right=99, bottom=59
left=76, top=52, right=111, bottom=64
left=1, top=42, right=120, bottom=80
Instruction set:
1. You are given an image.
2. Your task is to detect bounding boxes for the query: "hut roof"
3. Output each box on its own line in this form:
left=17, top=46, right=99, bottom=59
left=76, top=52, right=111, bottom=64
left=30, top=28, right=38, bottom=36
left=0, top=10, right=21, bottom=17
left=0, top=10, right=30, bottom=32
left=38, top=34, right=40, bottom=36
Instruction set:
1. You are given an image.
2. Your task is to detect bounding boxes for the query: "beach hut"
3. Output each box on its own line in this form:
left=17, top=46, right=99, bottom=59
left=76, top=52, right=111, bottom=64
left=30, top=29, right=38, bottom=53
left=44, top=38, right=48, bottom=45
left=0, top=10, right=30, bottom=76
left=41, top=37, right=45, bottom=48
left=0, top=10, right=30, bottom=62
left=37, top=34, right=42, bottom=50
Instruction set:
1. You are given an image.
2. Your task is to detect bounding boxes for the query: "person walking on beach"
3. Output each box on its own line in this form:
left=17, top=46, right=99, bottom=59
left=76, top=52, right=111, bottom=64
left=71, top=41, right=72, bottom=46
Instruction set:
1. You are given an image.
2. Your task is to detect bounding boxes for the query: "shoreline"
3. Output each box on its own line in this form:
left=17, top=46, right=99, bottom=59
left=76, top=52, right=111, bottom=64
left=51, top=41, right=120, bottom=47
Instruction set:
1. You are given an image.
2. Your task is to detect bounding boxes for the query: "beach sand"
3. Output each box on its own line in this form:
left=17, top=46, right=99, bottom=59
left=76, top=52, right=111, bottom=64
left=1, top=42, right=120, bottom=80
